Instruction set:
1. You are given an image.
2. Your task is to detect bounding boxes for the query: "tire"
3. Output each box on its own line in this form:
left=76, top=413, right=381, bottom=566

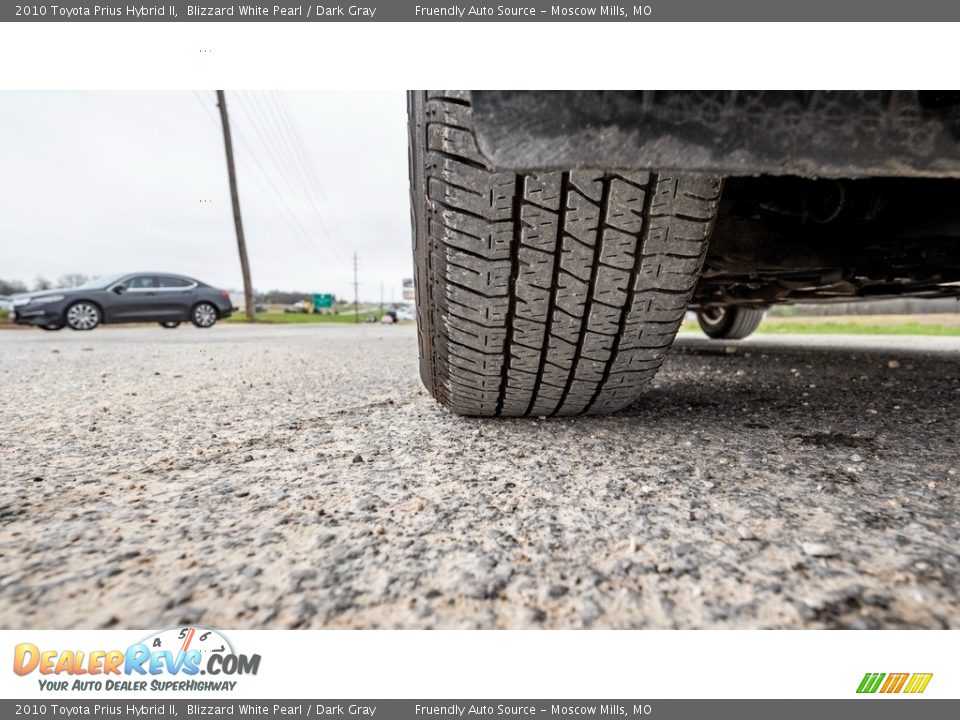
left=65, top=301, right=101, bottom=331
left=408, top=91, right=723, bottom=417
left=696, top=307, right=765, bottom=340
left=39, top=324, right=63, bottom=331
left=159, top=321, right=181, bottom=329
left=191, top=302, right=218, bottom=328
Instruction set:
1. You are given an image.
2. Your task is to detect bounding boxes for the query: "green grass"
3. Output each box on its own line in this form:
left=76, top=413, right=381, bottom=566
left=681, top=319, right=960, bottom=337
left=227, top=310, right=391, bottom=324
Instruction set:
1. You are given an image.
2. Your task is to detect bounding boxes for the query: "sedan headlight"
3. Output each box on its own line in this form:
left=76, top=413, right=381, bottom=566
left=12, top=297, right=32, bottom=307
left=30, top=294, right=65, bottom=305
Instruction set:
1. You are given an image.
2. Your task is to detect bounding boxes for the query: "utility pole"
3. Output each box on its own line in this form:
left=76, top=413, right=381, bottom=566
left=379, top=282, right=384, bottom=312
left=353, top=251, right=360, bottom=324
left=216, top=90, right=255, bottom=322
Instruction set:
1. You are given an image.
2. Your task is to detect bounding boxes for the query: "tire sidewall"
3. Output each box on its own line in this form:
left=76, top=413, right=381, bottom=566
left=408, top=91, right=436, bottom=394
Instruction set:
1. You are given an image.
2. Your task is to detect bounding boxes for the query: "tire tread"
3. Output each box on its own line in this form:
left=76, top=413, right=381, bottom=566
left=409, top=92, right=723, bottom=416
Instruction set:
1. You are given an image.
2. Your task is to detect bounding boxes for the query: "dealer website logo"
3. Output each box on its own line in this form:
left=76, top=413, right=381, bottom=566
left=13, top=627, right=261, bottom=693
left=856, top=672, right=933, bottom=695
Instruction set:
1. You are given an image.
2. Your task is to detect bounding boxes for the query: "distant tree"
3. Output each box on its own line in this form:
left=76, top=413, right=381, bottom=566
left=58, top=273, right=90, bottom=288
left=0, top=278, right=28, bottom=295
left=33, top=276, right=53, bottom=291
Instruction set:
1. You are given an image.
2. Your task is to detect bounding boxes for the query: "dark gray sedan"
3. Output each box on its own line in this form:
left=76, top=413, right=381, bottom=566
left=9, top=273, right=235, bottom=331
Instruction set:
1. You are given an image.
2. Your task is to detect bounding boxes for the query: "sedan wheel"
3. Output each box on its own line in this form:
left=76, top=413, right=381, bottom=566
left=159, top=321, right=181, bottom=329
left=696, top=307, right=765, bottom=340
left=39, top=324, right=64, bottom=331
left=191, top=302, right=218, bottom=328
left=65, top=302, right=101, bottom=331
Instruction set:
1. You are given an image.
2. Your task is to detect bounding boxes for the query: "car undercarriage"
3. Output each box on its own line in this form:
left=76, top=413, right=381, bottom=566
left=692, top=175, right=960, bottom=308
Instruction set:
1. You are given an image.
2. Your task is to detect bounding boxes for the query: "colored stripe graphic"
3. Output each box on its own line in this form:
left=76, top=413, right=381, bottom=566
left=857, top=673, right=885, bottom=693
left=904, top=673, right=934, bottom=694
left=857, top=672, right=932, bottom=694
left=880, top=673, right=909, bottom=693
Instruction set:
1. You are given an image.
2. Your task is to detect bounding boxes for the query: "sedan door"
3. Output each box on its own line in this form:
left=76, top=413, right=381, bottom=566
left=105, top=275, right=158, bottom=321
left=154, top=275, right=197, bottom=320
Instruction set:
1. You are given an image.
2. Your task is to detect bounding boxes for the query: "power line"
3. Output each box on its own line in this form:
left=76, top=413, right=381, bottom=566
left=233, top=92, right=352, bottom=270
left=231, top=94, right=339, bottom=258
left=234, top=130, right=347, bottom=272
left=239, top=90, right=354, bottom=269
left=270, top=92, right=354, bottom=260
left=192, top=90, right=350, bottom=279
left=253, top=91, right=354, bottom=266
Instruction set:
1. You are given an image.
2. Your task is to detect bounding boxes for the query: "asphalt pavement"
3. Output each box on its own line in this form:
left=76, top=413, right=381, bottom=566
left=1, top=324, right=958, bottom=629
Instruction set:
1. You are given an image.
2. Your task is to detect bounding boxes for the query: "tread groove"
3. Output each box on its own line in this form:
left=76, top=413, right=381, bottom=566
left=426, top=147, right=488, bottom=171
left=525, top=171, right=570, bottom=417
left=552, top=175, right=611, bottom=417
left=495, top=176, right=525, bottom=416
left=428, top=197, right=497, bottom=224
left=585, top=173, right=658, bottom=414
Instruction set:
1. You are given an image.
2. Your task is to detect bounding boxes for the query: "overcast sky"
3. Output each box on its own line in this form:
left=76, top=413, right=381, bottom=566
left=0, top=91, right=411, bottom=302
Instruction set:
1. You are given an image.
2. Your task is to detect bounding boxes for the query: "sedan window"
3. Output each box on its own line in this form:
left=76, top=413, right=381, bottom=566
left=157, top=276, right=192, bottom=288
left=126, top=276, right=157, bottom=289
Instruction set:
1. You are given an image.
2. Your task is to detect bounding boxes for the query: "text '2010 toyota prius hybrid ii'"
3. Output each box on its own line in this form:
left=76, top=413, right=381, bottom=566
left=9, top=273, right=235, bottom=331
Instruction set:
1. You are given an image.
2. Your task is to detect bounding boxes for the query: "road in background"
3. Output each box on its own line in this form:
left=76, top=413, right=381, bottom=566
left=1, top=325, right=958, bottom=629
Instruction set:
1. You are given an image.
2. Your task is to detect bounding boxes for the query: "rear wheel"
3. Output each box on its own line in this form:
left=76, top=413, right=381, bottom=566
left=409, top=91, right=723, bottom=417
left=191, top=302, right=218, bottom=328
left=159, top=321, right=181, bottom=329
left=696, top=307, right=765, bottom=339
left=39, top=324, right=63, bottom=331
